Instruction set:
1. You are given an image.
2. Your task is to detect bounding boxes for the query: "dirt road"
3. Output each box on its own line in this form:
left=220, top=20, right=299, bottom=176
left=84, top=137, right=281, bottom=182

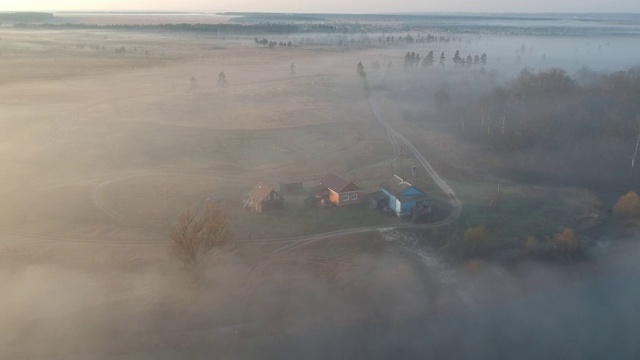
left=243, top=95, right=463, bottom=255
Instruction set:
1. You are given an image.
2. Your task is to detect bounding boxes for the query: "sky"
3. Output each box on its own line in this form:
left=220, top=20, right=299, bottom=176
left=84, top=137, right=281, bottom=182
left=1, top=0, right=639, bottom=14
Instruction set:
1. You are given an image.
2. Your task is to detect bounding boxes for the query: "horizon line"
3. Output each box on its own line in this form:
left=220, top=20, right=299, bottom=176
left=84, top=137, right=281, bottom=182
left=1, top=10, right=640, bottom=16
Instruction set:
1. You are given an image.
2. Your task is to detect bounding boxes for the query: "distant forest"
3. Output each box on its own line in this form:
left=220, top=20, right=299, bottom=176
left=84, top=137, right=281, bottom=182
left=13, top=22, right=340, bottom=34
left=0, top=12, right=53, bottom=23
left=407, top=66, right=640, bottom=186
left=461, top=67, right=640, bottom=151
left=10, top=12, right=638, bottom=36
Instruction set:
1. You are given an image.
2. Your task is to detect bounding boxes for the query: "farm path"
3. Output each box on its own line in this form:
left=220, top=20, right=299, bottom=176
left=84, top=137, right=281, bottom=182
left=243, top=95, right=462, bottom=255
left=2, top=72, right=461, bottom=248
left=368, top=98, right=463, bottom=223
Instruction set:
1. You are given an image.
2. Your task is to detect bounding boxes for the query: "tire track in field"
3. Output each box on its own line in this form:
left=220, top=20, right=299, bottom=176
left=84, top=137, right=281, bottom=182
left=368, top=98, right=462, bottom=221
left=0, top=229, right=162, bottom=246
left=245, top=95, right=462, bottom=255
left=246, top=94, right=462, bottom=280
left=43, top=109, right=76, bottom=145
left=91, top=170, right=242, bottom=225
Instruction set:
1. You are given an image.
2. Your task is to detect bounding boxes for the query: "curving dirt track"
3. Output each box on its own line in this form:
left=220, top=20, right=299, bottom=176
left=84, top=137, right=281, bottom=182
left=244, top=95, right=463, bottom=261
left=3, top=69, right=461, bottom=249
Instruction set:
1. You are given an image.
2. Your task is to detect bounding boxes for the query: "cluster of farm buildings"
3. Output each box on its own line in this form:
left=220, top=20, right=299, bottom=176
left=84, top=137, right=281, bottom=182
left=245, top=172, right=432, bottom=221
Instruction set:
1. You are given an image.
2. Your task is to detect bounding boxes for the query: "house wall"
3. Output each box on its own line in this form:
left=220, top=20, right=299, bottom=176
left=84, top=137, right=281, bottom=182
left=261, top=199, right=284, bottom=212
left=254, top=198, right=263, bottom=213
left=399, top=198, right=417, bottom=215
left=381, top=188, right=399, bottom=214
left=381, top=187, right=429, bottom=217
left=328, top=189, right=363, bottom=206
left=251, top=190, right=284, bottom=213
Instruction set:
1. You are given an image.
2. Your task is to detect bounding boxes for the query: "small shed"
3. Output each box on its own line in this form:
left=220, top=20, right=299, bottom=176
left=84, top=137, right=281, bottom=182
left=380, top=175, right=430, bottom=217
left=247, top=183, right=284, bottom=213
left=279, top=182, right=303, bottom=194
left=368, top=190, right=389, bottom=209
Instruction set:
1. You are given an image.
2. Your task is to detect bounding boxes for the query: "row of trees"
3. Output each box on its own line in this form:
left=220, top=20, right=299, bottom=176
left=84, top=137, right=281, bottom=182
left=403, top=50, right=487, bottom=70
left=253, top=37, right=293, bottom=48
left=452, top=50, right=487, bottom=67
left=379, top=34, right=454, bottom=45
left=0, top=12, right=53, bottom=22
left=188, top=71, right=228, bottom=92
left=189, top=64, right=299, bottom=92
left=14, top=22, right=332, bottom=34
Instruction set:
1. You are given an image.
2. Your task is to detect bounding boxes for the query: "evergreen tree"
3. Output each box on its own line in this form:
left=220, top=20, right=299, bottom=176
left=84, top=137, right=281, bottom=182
left=453, top=50, right=462, bottom=67
left=426, top=50, right=434, bottom=66
left=217, top=71, right=228, bottom=87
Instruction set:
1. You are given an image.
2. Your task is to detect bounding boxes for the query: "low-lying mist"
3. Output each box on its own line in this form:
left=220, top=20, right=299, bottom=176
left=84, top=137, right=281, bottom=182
left=2, top=230, right=640, bottom=359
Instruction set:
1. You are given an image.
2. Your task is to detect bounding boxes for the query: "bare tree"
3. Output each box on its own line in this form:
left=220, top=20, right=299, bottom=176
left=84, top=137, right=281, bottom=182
left=217, top=71, right=228, bottom=88
left=189, top=76, right=198, bottom=92
left=356, top=61, right=370, bottom=96
left=434, top=88, right=451, bottom=110
left=501, top=110, right=506, bottom=136
left=169, top=202, right=232, bottom=270
left=631, top=119, right=640, bottom=178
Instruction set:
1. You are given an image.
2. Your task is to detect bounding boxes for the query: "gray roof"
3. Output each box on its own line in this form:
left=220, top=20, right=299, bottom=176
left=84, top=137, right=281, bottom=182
left=368, top=190, right=389, bottom=202
left=309, top=183, right=327, bottom=194
left=380, top=178, right=426, bottom=197
left=320, top=172, right=362, bottom=193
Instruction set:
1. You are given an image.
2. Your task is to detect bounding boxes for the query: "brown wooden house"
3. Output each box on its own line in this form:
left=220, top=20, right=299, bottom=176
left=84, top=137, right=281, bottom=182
left=247, top=183, right=284, bottom=213
left=318, top=172, right=364, bottom=207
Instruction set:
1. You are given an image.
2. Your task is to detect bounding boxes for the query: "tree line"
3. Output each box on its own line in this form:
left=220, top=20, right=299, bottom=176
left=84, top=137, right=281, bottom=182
left=424, top=67, right=640, bottom=155
left=468, top=67, right=640, bottom=151
left=403, top=50, right=487, bottom=70
left=254, top=38, right=293, bottom=48
left=0, top=12, right=53, bottom=23
left=13, top=22, right=337, bottom=34
left=379, top=33, right=455, bottom=45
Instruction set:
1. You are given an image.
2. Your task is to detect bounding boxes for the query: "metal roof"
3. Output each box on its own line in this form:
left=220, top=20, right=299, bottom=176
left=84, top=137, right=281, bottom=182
left=380, top=176, right=426, bottom=197
left=320, top=172, right=362, bottom=193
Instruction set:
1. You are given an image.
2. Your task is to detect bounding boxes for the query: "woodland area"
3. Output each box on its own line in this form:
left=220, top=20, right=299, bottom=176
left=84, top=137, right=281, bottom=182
left=401, top=66, right=640, bottom=188
left=472, top=67, right=640, bottom=151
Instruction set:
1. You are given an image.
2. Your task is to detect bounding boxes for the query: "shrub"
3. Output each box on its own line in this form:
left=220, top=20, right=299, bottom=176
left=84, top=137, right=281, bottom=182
left=613, top=191, right=640, bottom=224
left=548, top=228, right=582, bottom=258
left=464, top=225, right=490, bottom=248
left=524, top=235, right=539, bottom=252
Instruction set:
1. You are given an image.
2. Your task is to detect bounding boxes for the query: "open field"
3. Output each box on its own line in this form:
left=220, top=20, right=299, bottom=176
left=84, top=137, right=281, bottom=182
left=0, top=28, right=411, bottom=242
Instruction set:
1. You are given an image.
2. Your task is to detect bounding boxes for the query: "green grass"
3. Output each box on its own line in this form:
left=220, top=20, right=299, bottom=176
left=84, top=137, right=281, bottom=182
left=224, top=191, right=400, bottom=239
left=222, top=137, right=297, bottom=167
left=448, top=179, right=577, bottom=246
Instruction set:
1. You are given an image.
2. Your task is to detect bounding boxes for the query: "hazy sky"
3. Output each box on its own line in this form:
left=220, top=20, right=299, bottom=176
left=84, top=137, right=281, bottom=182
left=2, top=0, right=639, bottom=14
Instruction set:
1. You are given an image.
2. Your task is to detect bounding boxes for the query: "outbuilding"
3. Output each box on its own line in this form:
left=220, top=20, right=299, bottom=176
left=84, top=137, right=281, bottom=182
left=380, top=175, right=430, bottom=218
left=246, top=183, right=284, bottom=213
